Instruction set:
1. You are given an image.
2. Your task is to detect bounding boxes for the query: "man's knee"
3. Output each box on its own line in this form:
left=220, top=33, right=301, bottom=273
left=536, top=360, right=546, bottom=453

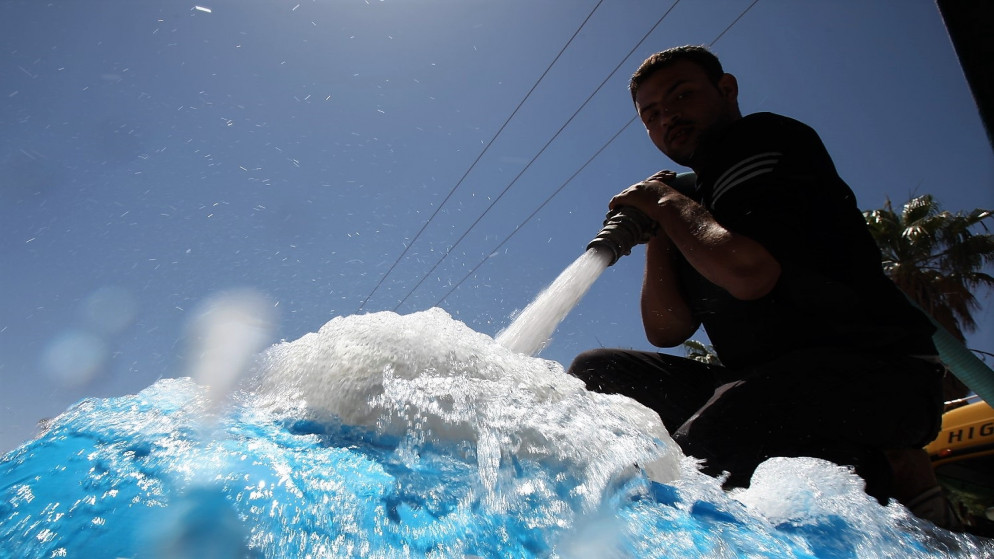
left=567, top=348, right=630, bottom=375
left=566, top=348, right=624, bottom=389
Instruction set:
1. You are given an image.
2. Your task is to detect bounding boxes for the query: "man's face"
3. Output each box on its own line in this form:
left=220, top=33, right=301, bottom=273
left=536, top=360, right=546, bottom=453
left=634, top=59, right=739, bottom=168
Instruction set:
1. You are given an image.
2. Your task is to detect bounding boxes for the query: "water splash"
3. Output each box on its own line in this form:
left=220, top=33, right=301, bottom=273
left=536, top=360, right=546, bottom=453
left=185, top=288, right=276, bottom=418
left=2, top=310, right=992, bottom=558
left=141, top=288, right=278, bottom=558
left=253, top=308, right=679, bottom=504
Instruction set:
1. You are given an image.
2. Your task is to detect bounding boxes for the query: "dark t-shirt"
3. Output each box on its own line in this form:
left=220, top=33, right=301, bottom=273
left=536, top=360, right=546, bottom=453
left=676, top=112, right=936, bottom=369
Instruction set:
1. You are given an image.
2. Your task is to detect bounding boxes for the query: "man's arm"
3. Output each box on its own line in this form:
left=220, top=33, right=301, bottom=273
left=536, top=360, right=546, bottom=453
left=611, top=173, right=782, bottom=302
left=640, top=233, right=700, bottom=347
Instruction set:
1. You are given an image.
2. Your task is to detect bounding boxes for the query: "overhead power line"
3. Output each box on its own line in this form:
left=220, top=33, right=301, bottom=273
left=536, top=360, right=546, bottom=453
left=354, top=0, right=606, bottom=313
left=432, top=115, right=638, bottom=307
left=430, top=0, right=761, bottom=307
left=711, top=0, right=759, bottom=46
left=392, top=0, right=684, bottom=312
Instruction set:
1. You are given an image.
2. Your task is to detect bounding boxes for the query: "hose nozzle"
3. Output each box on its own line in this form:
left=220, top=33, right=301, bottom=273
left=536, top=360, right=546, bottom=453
left=586, top=206, right=658, bottom=266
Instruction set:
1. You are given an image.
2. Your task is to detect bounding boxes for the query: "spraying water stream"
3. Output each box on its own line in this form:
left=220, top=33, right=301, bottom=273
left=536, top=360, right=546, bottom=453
left=496, top=246, right=613, bottom=356
left=498, top=205, right=659, bottom=356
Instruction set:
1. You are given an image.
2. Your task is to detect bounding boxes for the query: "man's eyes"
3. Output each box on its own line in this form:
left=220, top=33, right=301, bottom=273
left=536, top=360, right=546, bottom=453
left=643, top=88, right=694, bottom=124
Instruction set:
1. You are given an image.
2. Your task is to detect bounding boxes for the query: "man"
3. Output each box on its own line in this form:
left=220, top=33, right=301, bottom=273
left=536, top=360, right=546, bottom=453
left=568, top=45, right=959, bottom=529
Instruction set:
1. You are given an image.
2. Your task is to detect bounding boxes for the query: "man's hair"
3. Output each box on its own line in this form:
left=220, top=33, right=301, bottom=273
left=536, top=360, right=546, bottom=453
left=629, top=45, right=725, bottom=103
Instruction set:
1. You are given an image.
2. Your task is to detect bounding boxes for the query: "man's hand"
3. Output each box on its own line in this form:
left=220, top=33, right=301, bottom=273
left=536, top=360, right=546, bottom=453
left=608, top=170, right=681, bottom=219
left=611, top=170, right=781, bottom=302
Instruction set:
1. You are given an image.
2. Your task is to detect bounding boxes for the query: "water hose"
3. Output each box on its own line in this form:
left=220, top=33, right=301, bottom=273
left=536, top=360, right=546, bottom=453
left=586, top=207, right=657, bottom=266
left=923, top=310, right=994, bottom=404
left=586, top=173, right=698, bottom=265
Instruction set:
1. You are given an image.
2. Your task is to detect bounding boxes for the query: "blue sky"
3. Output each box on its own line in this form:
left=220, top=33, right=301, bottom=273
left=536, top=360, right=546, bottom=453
left=2, top=0, right=992, bottom=453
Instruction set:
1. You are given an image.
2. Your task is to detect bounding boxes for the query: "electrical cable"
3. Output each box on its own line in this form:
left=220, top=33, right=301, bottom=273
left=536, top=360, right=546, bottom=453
left=354, top=0, right=606, bottom=313
left=711, top=0, right=759, bottom=46
left=433, top=115, right=638, bottom=307
left=430, top=0, right=761, bottom=307
left=392, top=0, right=683, bottom=312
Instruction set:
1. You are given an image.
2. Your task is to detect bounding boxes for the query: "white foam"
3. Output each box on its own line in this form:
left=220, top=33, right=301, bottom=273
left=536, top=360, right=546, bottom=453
left=252, top=308, right=681, bottom=509
left=730, top=456, right=936, bottom=554
left=733, top=457, right=882, bottom=524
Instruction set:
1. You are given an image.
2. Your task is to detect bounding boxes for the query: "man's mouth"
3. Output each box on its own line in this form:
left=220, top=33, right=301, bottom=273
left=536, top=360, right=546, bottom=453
left=667, top=125, right=691, bottom=145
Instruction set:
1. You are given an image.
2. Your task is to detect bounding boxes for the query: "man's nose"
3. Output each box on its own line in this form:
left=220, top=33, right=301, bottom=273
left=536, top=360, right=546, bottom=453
left=664, top=104, right=682, bottom=120
left=661, top=109, right=681, bottom=129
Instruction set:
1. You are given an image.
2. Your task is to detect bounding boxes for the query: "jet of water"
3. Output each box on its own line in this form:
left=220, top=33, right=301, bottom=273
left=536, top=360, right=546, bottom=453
left=497, top=203, right=660, bottom=356
left=496, top=246, right=614, bottom=356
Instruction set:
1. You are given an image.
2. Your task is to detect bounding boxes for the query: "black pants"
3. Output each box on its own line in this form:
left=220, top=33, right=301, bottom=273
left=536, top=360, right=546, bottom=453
left=567, top=347, right=944, bottom=501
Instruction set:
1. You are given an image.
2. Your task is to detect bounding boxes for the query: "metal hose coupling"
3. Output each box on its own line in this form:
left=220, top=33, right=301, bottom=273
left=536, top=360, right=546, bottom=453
left=586, top=206, right=659, bottom=266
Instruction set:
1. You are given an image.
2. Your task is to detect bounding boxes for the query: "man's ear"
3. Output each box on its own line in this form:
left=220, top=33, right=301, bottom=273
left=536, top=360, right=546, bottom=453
left=717, top=73, right=738, bottom=102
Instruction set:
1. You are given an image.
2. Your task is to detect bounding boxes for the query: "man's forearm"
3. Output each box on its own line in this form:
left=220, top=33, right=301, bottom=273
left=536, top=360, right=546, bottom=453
left=641, top=235, right=699, bottom=347
left=654, top=189, right=780, bottom=301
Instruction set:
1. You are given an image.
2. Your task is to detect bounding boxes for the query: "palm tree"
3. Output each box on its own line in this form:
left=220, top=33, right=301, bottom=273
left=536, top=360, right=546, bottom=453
left=863, top=194, right=994, bottom=343
left=864, top=195, right=994, bottom=401
left=682, top=339, right=722, bottom=366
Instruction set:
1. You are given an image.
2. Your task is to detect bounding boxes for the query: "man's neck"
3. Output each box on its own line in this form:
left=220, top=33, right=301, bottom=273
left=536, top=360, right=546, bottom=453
left=687, top=114, right=742, bottom=173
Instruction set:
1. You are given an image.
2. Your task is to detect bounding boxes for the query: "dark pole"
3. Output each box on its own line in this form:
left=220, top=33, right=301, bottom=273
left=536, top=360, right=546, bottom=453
left=936, top=0, right=994, bottom=152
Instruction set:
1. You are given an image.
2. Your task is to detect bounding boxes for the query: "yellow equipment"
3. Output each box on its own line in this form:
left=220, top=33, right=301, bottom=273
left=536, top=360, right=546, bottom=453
left=925, top=398, right=994, bottom=536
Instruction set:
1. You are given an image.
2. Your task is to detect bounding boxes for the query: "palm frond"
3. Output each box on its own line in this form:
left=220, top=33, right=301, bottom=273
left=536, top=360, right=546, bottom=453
left=902, top=194, right=938, bottom=225
left=865, top=194, right=994, bottom=340
left=682, top=339, right=722, bottom=366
